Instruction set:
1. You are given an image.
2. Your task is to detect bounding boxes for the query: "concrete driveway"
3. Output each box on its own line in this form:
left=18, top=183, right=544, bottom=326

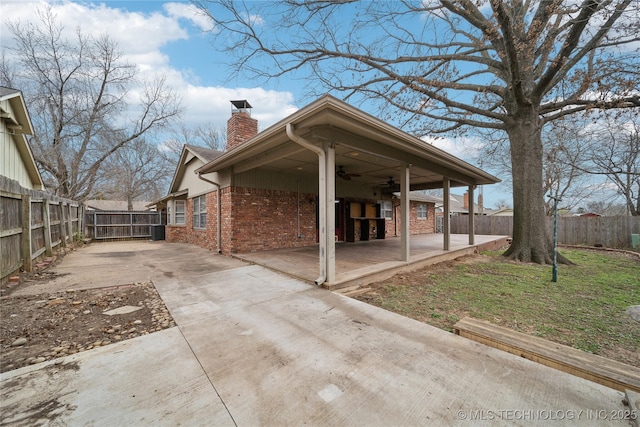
left=0, top=241, right=631, bottom=426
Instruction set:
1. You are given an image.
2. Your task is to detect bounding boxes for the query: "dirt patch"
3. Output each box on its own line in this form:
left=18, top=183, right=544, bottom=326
left=1, top=280, right=175, bottom=373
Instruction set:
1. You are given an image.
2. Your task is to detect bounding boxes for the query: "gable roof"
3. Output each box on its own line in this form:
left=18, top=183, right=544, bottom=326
left=167, top=144, right=224, bottom=195
left=393, top=191, right=440, bottom=204
left=197, top=94, right=499, bottom=190
left=185, top=144, right=223, bottom=162
left=0, top=86, right=44, bottom=190
left=160, top=144, right=223, bottom=196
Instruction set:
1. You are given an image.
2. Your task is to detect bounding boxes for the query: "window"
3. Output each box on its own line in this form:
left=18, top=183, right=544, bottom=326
left=417, top=203, right=428, bottom=219
left=381, top=201, right=393, bottom=219
left=192, top=195, right=206, bottom=229
left=174, top=200, right=185, bottom=225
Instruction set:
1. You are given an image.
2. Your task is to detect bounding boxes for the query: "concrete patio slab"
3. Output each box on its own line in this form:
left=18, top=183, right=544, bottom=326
left=235, top=234, right=509, bottom=289
left=153, top=263, right=630, bottom=426
left=2, top=241, right=634, bottom=426
left=0, top=327, right=234, bottom=426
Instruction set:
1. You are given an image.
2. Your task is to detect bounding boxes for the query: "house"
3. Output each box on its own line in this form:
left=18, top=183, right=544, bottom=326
left=575, top=212, right=601, bottom=217
left=158, top=95, right=500, bottom=285
left=0, top=87, right=44, bottom=190
left=489, top=206, right=514, bottom=216
left=153, top=144, right=224, bottom=251
left=434, top=191, right=490, bottom=216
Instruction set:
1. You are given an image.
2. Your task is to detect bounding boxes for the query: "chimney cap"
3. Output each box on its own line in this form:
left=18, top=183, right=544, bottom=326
left=231, top=100, right=252, bottom=110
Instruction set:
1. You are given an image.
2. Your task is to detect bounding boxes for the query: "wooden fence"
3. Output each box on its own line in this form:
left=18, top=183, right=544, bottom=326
left=84, top=210, right=161, bottom=240
left=1, top=176, right=82, bottom=282
left=450, top=215, right=640, bottom=249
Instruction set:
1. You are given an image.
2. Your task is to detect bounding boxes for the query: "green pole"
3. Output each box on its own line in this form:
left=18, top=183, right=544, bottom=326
left=551, top=195, right=560, bottom=283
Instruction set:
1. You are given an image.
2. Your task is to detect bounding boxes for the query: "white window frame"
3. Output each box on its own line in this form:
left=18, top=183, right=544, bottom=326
left=192, top=195, right=206, bottom=229
left=417, top=203, right=428, bottom=219
left=174, top=200, right=186, bottom=225
left=381, top=201, right=393, bottom=219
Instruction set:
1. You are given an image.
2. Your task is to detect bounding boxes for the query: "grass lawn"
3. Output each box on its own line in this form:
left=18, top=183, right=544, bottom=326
left=356, top=248, right=640, bottom=367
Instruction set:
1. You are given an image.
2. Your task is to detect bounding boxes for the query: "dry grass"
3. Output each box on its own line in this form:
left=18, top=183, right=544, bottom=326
left=356, top=248, right=640, bottom=367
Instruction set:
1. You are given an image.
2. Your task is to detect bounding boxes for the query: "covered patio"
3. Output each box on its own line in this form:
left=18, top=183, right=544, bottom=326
left=197, top=95, right=501, bottom=288
left=235, top=233, right=509, bottom=290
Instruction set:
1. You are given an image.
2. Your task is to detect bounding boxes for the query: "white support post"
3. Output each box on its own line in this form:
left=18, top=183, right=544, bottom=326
left=325, top=143, right=336, bottom=283
left=443, top=178, right=450, bottom=251
left=400, top=165, right=410, bottom=261
left=468, top=185, right=475, bottom=245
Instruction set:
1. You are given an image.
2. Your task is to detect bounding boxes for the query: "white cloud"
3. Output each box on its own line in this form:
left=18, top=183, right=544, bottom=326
left=164, top=2, right=215, bottom=32
left=1, top=0, right=298, bottom=138
left=1, top=1, right=188, bottom=54
left=180, top=85, right=298, bottom=130
left=421, top=135, right=483, bottom=163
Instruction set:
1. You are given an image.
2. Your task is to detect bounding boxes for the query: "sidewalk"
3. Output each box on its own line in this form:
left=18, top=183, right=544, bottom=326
left=1, top=241, right=632, bottom=426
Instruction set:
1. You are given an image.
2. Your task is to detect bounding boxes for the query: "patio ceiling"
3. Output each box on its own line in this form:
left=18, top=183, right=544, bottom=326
left=197, top=95, right=500, bottom=191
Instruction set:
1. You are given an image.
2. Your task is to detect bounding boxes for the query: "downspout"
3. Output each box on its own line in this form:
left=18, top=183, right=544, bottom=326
left=286, top=123, right=326, bottom=286
left=197, top=173, right=222, bottom=254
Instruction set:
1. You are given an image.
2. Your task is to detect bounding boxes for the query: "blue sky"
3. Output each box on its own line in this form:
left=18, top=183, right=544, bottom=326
left=0, top=0, right=516, bottom=207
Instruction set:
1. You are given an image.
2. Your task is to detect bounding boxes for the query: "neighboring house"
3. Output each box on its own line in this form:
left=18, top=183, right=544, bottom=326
left=0, top=87, right=44, bottom=190
left=575, top=212, right=601, bottom=217
left=488, top=207, right=514, bottom=216
left=156, top=95, right=500, bottom=284
left=434, top=191, right=490, bottom=216
left=85, top=200, right=154, bottom=211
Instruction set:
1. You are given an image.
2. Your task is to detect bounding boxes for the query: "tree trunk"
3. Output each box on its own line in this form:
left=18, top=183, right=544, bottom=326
left=502, top=110, right=559, bottom=264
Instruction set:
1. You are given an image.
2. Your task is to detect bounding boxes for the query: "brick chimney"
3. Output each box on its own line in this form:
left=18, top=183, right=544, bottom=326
left=226, top=100, right=258, bottom=151
left=463, top=191, right=469, bottom=210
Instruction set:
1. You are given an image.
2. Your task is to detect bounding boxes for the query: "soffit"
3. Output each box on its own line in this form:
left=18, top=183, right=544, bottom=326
left=197, top=95, right=500, bottom=191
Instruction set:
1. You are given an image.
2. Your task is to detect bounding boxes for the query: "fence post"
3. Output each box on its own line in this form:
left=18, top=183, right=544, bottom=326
left=43, top=199, right=53, bottom=255
left=66, top=203, right=73, bottom=242
left=20, top=195, right=32, bottom=272
left=62, top=202, right=69, bottom=246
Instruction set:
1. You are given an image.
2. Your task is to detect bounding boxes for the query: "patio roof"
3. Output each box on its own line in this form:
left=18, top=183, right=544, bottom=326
left=196, top=95, right=499, bottom=190
left=196, top=95, right=500, bottom=286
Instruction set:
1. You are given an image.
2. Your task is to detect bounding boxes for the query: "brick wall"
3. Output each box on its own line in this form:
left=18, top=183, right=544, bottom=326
left=166, top=189, right=436, bottom=254
left=384, top=201, right=435, bottom=236
left=165, top=191, right=219, bottom=252
left=227, top=186, right=317, bottom=253
left=409, top=202, right=436, bottom=234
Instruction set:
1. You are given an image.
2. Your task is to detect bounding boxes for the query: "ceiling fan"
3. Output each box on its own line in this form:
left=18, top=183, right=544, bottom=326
left=336, top=165, right=361, bottom=181
left=380, top=177, right=397, bottom=187
left=378, top=177, right=399, bottom=193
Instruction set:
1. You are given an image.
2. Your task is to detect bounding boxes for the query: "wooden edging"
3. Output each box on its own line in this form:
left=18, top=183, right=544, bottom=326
left=453, top=317, right=640, bottom=393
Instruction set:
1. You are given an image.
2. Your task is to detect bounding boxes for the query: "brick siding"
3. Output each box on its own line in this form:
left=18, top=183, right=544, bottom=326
left=226, top=112, right=258, bottom=151
left=167, top=189, right=436, bottom=254
left=384, top=201, right=435, bottom=236
left=226, top=186, right=317, bottom=253
left=165, top=191, right=219, bottom=252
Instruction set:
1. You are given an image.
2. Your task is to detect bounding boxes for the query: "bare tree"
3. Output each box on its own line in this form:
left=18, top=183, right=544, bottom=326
left=1, top=7, right=182, bottom=201
left=161, top=123, right=226, bottom=164
left=494, top=199, right=512, bottom=209
left=541, top=122, right=595, bottom=215
left=586, top=200, right=628, bottom=216
left=586, top=120, right=640, bottom=215
left=99, top=137, right=172, bottom=210
left=478, top=118, right=597, bottom=215
left=197, top=0, right=640, bottom=263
